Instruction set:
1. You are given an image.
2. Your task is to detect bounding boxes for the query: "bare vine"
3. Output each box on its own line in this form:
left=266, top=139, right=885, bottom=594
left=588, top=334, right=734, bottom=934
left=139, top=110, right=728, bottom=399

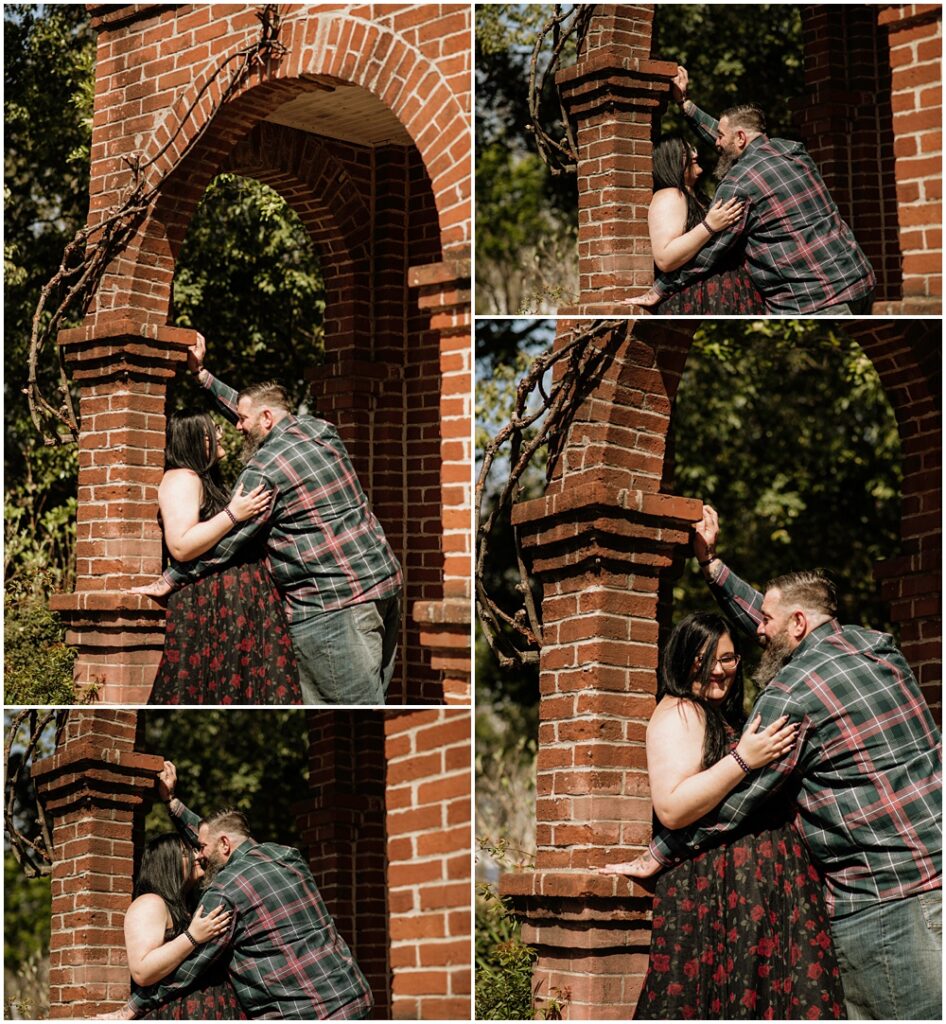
left=476, top=319, right=626, bottom=668
left=26, top=5, right=289, bottom=446
left=526, top=4, right=595, bottom=176
left=4, top=710, right=69, bottom=877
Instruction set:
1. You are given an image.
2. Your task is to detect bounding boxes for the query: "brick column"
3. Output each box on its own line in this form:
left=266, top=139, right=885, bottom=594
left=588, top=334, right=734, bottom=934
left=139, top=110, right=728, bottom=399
left=295, top=711, right=390, bottom=1019
left=794, top=5, right=902, bottom=305
left=385, top=710, right=471, bottom=1020
left=498, top=319, right=698, bottom=1018
left=409, top=257, right=472, bottom=704
left=31, top=710, right=162, bottom=1017
left=49, top=318, right=194, bottom=702
left=878, top=4, right=942, bottom=312
left=555, top=7, right=675, bottom=314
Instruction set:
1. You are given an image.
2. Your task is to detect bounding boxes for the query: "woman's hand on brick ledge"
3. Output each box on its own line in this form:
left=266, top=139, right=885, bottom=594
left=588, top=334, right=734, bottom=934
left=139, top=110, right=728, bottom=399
left=131, top=577, right=173, bottom=600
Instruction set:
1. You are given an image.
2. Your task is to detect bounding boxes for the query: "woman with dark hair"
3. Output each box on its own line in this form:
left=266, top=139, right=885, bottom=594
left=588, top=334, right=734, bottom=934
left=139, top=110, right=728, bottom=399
left=145, top=412, right=301, bottom=704
left=603, top=613, right=846, bottom=1019
left=635, top=135, right=767, bottom=313
left=125, top=833, right=246, bottom=1019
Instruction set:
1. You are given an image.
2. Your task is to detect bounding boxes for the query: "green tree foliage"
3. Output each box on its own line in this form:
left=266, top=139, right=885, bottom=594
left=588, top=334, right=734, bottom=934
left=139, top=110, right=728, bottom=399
left=141, top=710, right=310, bottom=847
left=4, top=6, right=326, bottom=700
left=671, top=322, right=902, bottom=642
left=4, top=853, right=50, bottom=971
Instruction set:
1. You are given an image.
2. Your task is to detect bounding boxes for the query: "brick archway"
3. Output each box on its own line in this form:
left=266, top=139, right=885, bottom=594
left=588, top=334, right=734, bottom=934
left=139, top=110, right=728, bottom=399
left=502, top=317, right=940, bottom=1018
left=31, top=707, right=472, bottom=1019
left=51, top=4, right=472, bottom=703
left=557, top=4, right=941, bottom=315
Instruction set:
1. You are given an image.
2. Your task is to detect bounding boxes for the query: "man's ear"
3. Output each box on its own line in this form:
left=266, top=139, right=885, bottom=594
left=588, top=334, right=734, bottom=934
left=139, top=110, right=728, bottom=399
left=789, top=609, right=808, bottom=640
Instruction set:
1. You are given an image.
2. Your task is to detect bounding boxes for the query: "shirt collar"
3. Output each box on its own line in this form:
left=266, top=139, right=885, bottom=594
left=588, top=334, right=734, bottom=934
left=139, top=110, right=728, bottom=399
left=788, top=618, right=841, bottom=663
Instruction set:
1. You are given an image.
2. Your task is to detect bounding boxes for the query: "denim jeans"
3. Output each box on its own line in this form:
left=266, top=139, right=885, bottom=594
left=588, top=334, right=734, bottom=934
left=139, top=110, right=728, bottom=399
left=289, top=591, right=401, bottom=705
left=830, top=890, right=942, bottom=1020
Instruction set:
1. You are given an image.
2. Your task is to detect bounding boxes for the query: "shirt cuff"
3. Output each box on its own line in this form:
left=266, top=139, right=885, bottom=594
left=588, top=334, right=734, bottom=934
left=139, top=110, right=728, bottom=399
left=162, top=567, right=185, bottom=590
left=648, top=838, right=675, bottom=868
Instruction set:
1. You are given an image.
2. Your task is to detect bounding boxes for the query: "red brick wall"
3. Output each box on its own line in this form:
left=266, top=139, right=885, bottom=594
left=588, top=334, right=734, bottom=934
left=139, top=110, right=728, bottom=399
left=296, top=711, right=390, bottom=1017
left=879, top=4, right=943, bottom=309
left=385, top=710, right=471, bottom=1019
left=54, top=4, right=471, bottom=701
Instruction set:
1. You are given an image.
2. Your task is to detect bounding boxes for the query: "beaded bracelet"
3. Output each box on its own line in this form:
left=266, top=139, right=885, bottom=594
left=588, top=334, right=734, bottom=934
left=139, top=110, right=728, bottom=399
left=183, top=928, right=199, bottom=948
left=730, top=749, right=751, bottom=774
left=224, top=506, right=237, bottom=525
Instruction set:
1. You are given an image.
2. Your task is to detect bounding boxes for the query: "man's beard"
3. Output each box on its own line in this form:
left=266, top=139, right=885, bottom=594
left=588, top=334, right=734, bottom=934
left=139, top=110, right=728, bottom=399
left=755, top=630, right=795, bottom=688
left=201, top=855, right=224, bottom=886
left=240, top=429, right=264, bottom=463
left=714, top=149, right=737, bottom=181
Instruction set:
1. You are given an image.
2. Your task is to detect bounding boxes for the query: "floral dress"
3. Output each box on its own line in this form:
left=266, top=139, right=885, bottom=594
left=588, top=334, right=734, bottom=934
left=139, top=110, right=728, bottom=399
left=656, top=246, right=767, bottom=314
left=148, top=550, right=301, bottom=705
left=634, top=774, right=846, bottom=1018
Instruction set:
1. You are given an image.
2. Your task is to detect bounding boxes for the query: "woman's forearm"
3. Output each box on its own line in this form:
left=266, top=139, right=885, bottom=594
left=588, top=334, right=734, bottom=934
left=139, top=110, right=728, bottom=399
left=654, top=221, right=715, bottom=272
left=167, top=509, right=234, bottom=561
left=654, top=753, right=746, bottom=830
left=131, top=932, right=196, bottom=986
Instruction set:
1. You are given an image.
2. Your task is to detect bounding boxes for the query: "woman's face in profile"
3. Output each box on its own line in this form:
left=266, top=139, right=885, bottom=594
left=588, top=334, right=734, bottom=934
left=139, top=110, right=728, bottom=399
left=684, top=148, right=702, bottom=189
left=182, top=845, right=205, bottom=889
left=203, top=423, right=226, bottom=462
left=690, top=632, right=739, bottom=705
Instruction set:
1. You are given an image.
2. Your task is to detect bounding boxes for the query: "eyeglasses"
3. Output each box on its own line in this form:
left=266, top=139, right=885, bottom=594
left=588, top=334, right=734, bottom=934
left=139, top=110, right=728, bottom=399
left=695, top=653, right=741, bottom=671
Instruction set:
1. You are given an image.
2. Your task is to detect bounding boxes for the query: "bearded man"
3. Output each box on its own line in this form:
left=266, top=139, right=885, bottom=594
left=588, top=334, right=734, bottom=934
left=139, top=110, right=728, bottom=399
left=136, top=333, right=402, bottom=705
left=620, top=504, right=942, bottom=1020
left=629, top=66, right=876, bottom=314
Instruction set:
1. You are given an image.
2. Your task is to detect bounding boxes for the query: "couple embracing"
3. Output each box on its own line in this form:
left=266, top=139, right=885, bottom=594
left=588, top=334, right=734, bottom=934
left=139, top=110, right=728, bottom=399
left=136, top=334, right=401, bottom=706
left=99, top=762, right=371, bottom=1021
left=604, top=507, right=942, bottom=1021
left=630, top=67, right=876, bottom=315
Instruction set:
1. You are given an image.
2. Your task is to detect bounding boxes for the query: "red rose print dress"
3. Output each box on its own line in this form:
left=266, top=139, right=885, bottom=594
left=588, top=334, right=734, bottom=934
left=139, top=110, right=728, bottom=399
left=656, top=245, right=767, bottom=314
left=634, top=755, right=846, bottom=1019
left=148, top=550, right=301, bottom=705
left=135, top=934, right=247, bottom=1019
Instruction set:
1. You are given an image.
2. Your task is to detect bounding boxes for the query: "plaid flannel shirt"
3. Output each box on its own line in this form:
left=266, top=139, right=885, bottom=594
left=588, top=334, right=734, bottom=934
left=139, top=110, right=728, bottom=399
left=162, top=372, right=402, bottom=624
left=654, top=103, right=876, bottom=313
left=649, top=563, right=942, bottom=919
left=129, top=800, right=373, bottom=1020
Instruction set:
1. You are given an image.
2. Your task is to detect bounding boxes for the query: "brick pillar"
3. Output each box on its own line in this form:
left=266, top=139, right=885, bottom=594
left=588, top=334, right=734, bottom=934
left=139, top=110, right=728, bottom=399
left=409, top=257, right=472, bottom=704
left=853, top=320, right=942, bottom=721
left=49, top=317, right=194, bottom=702
left=794, top=5, right=902, bottom=305
left=878, top=4, right=942, bottom=312
left=499, top=320, right=699, bottom=1018
left=31, top=710, right=162, bottom=1017
left=555, top=6, right=675, bottom=314
left=296, top=711, right=390, bottom=1018
left=385, top=710, right=471, bottom=1020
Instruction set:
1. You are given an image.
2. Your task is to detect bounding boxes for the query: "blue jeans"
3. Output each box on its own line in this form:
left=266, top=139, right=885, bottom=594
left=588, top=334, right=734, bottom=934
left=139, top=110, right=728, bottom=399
left=830, top=890, right=942, bottom=1020
left=289, top=592, right=400, bottom=705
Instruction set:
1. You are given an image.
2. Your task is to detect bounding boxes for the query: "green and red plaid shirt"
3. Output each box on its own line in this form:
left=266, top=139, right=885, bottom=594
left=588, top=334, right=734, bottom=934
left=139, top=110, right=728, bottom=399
left=649, top=563, right=942, bottom=919
left=129, top=800, right=373, bottom=1020
left=162, top=372, right=401, bottom=624
left=654, top=103, right=876, bottom=313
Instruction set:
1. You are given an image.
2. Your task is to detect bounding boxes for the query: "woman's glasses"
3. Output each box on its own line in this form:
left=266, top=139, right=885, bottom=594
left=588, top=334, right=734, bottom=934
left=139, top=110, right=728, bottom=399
left=695, top=652, right=741, bottom=671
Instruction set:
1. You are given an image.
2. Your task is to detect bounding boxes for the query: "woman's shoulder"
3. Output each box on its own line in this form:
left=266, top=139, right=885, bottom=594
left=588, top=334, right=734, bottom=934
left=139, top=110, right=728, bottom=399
left=650, top=187, right=688, bottom=210
left=650, top=695, right=707, bottom=732
left=126, top=892, right=168, bottom=919
left=160, top=468, right=202, bottom=496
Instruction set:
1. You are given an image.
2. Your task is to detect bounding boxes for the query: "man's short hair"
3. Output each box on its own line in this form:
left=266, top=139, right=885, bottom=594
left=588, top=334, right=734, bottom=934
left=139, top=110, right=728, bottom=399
left=202, top=808, right=254, bottom=841
left=720, top=103, right=767, bottom=136
left=765, top=570, right=838, bottom=619
left=237, top=381, right=291, bottom=413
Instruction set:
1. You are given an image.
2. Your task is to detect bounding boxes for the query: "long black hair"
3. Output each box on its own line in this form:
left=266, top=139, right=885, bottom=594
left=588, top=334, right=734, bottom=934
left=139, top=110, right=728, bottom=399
left=658, top=611, right=746, bottom=768
left=652, top=134, right=707, bottom=232
left=134, top=833, right=197, bottom=936
left=164, top=412, right=230, bottom=520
